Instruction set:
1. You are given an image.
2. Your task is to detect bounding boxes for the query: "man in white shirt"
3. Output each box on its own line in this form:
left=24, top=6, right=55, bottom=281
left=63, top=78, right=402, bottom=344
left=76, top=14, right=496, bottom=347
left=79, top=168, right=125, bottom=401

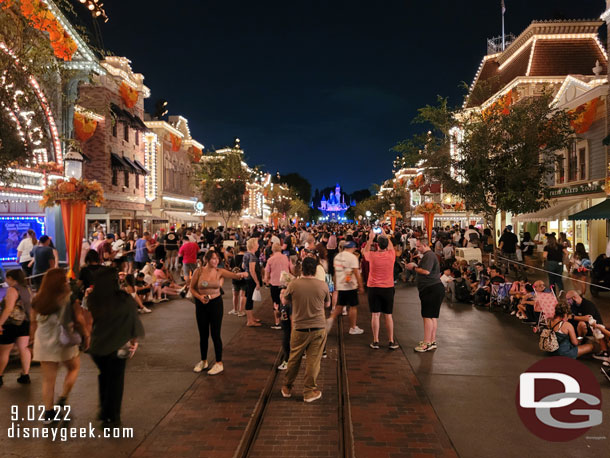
left=327, top=241, right=364, bottom=335
left=534, top=225, right=547, bottom=253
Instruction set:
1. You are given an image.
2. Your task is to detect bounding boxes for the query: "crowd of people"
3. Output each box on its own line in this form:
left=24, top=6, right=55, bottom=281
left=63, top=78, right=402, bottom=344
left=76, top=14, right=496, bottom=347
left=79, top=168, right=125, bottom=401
left=0, top=219, right=608, bottom=419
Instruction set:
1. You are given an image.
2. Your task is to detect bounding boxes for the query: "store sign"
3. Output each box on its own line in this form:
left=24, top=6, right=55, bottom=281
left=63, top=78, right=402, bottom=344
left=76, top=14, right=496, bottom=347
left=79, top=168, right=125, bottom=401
left=549, top=183, right=603, bottom=198
left=0, top=216, right=45, bottom=261
left=152, top=219, right=168, bottom=224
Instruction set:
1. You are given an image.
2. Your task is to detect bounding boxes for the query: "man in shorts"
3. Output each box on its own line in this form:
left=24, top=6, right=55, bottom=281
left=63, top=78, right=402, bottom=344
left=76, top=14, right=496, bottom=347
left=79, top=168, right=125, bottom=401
left=407, top=237, right=444, bottom=352
left=327, top=241, right=364, bottom=335
left=164, top=227, right=180, bottom=270
left=363, top=229, right=399, bottom=350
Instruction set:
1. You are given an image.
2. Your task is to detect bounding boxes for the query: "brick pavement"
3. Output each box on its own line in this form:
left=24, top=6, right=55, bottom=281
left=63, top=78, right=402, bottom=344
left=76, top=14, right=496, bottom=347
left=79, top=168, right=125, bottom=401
left=343, top=295, right=458, bottom=458
left=131, top=297, right=281, bottom=458
left=247, top=326, right=340, bottom=458
left=132, top=289, right=459, bottom=458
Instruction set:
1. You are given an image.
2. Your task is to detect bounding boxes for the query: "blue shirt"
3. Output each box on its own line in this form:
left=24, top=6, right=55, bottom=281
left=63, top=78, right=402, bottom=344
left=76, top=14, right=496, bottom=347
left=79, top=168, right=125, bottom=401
left=135, top=238, right=149, bottom=263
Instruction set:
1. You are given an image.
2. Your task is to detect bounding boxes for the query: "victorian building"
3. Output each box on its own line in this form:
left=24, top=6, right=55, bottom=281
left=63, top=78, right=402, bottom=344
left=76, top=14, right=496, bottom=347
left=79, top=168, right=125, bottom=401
left=77, top=56, right=152, bottom=238
left=144, top=115, right=205, bottom=231
left=463, top=19, right=609, bottom=254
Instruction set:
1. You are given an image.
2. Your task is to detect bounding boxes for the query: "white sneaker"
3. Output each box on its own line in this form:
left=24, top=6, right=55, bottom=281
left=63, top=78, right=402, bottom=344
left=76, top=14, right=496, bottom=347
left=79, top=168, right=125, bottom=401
left=277, top=361, right=288, bottom=371
left=349, top=326, right=364, bottom=335
left=193, top=360, right=208, bottom=373
left=208, top=362, right=224, bottom=375
left=342, top=308, right=348, bottom=316
left=510, top=311, right=516, bottom=316
left=228, top=310, right=237, bottom=315
left=142, top=306, right=152, bottom=313
left=152, top=298, right=160, bottom=304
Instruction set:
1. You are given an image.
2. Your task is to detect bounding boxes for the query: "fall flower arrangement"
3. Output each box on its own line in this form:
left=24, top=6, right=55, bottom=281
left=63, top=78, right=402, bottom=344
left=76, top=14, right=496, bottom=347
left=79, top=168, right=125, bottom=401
left=384, top=208, right=402, bottom=219
left=40, top=177, right=104, bottom=208
left=414, top=202, right=443, bottom=215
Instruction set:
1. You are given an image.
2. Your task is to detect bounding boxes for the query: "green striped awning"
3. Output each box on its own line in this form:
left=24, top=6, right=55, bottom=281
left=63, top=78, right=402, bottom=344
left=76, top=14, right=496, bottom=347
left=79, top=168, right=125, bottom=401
left=569, top=198, right=610, bottom=220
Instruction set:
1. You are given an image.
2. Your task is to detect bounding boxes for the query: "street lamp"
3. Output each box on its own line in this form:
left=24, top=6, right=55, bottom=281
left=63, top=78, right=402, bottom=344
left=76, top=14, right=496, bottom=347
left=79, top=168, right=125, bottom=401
left=64, top=149, right=84, bottom=179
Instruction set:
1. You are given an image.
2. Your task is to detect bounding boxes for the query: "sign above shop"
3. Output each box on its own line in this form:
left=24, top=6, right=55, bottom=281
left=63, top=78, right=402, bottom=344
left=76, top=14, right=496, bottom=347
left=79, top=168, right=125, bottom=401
left=549, top=182, right=603, bottom=198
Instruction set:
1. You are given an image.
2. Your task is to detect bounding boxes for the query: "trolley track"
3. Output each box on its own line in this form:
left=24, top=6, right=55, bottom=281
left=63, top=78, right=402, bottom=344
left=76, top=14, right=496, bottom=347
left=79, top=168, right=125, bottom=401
left=233, top=316, right=355, bottom=458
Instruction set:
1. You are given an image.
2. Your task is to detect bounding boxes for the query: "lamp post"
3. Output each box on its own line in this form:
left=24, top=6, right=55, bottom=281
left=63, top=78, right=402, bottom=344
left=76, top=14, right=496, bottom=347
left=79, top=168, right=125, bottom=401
left=64, top=149, right=84, bottom=179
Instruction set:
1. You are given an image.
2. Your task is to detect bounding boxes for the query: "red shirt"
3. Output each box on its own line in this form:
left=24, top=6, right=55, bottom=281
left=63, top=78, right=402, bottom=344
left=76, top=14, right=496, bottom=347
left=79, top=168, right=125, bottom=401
left=179, top=242, right=199, bottom=264
left=363, top=249, right=395, bottom=288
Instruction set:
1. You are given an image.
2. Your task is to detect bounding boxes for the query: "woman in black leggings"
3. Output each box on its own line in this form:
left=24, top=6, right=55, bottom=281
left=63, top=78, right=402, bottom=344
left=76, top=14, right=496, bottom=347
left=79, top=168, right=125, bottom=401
left=190, top=250, right=248, bottom=376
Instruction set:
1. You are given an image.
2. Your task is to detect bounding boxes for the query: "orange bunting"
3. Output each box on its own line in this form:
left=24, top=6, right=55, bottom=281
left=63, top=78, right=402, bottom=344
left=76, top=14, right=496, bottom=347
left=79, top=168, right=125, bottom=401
left=120, top=82, right=139, bottom=109
left=188, top=146, right=202, bottom=163
left=170, top=134, right=182, bottom=152
left=73, top=112, right=98, bottom=142
left=570, top=98, right=599, bottom=134
left=16, top=0, right=77, bottom=61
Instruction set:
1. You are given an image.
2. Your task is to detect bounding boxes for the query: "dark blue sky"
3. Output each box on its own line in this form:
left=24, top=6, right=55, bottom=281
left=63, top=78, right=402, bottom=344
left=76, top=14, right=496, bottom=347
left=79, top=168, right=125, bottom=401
left=100, top=0, right=604, bottom=194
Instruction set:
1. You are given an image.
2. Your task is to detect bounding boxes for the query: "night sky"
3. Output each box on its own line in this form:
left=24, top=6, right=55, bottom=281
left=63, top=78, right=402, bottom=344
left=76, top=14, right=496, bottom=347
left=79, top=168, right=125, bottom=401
left=99, top=0, right=604, bottom=195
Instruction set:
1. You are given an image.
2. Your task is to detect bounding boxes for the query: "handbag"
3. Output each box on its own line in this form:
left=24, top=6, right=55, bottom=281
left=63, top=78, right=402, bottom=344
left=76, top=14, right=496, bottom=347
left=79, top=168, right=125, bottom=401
left=58, top=301, right=82, bottom=347
left=252, top=288, right=262, bottom=302
left=539, top=321, right=560, bottom=352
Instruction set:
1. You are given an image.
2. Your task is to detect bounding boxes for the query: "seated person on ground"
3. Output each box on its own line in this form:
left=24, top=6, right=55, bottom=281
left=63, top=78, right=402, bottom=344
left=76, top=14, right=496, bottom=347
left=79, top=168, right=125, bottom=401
left=566, top=290, right=609, bottom=361
left=547, top=301, right=595, bottom=359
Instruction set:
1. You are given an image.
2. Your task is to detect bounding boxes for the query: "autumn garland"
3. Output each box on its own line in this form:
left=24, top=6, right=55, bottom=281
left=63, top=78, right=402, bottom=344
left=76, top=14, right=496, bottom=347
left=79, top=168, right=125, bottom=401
left=40, top=177, right=105, bottom=208
left=1, top=0, right=78, bottom=61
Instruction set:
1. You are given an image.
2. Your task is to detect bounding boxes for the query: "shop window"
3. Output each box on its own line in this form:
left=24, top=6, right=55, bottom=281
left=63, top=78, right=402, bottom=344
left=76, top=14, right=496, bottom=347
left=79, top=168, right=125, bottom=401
left=112, top=121, right=117, bottom=137
left=124, top=124, right=129, bottom=142
left=578, top=146, right=587, bottom=181
left=124, top=171, right=129, bottom=187
left=112, top=168, right=118, bottom=186
left=135, top=173, right=139, bottom=189
left=567, top=142, right=577, bottom=182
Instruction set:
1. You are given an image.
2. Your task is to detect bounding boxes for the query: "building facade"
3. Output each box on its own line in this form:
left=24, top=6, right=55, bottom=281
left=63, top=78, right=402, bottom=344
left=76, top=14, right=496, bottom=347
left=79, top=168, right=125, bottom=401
left=144, top=115, right=205, bottom=232
left=463, top=19, right=609, bottom=254
left=78, top=56, right=152, bottom=238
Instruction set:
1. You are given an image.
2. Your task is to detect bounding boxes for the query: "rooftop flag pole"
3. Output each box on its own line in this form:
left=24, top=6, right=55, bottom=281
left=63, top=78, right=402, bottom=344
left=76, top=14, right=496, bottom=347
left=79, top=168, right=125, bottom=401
left=502, top=0, right=506, bottom=50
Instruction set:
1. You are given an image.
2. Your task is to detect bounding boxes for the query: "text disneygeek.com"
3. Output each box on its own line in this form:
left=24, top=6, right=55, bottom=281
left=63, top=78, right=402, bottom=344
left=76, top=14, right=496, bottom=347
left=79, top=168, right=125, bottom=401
left=7, top=423, right=134, bottom=441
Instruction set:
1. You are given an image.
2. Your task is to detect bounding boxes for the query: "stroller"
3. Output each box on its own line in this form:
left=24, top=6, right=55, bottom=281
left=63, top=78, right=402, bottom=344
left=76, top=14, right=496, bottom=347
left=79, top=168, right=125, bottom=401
left=489, top=282, right=513, bottom=312
left=532, top=288, right=559, bottom=334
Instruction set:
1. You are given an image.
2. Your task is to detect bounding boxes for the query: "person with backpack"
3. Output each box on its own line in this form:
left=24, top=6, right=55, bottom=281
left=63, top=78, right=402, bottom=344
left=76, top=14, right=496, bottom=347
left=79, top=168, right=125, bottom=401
left=0, top=269, right=33, bottom=387
left=546, top=302, right=594, bottom=359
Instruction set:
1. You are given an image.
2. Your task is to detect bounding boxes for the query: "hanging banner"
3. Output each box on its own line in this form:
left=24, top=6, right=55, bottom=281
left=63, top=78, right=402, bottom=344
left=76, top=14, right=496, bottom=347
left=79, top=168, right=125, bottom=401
left=120, top=82, right=139, bottom=109
left=170, top=133, right=182, bottom=152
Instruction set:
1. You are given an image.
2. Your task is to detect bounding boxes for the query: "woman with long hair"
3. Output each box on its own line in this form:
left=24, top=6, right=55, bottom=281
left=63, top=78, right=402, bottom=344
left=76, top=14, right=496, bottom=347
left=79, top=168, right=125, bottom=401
left=85, top=267, right=144, bottom=426
left=543, top=234, right=568, bottom=294
left=0, top=269, right=32, bottom=387
left=31, top=268, right=89, bottom=424
left=191, top=250, right=248, bottom=375
left=125, top=232, right=136, bottom=274
left=570, top=242, right=590, bottom=296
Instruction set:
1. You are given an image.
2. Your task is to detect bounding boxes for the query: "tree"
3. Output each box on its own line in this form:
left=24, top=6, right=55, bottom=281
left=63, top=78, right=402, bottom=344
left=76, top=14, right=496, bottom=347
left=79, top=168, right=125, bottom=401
left=266, top=183, right=294, bottom=214
left=414, top=91, right=574, bottom=236
left=197, top=151, right=247, bottom=227
left=277, top=172, right=311, bottom=202
left=289, top=198, right=310, bottom=219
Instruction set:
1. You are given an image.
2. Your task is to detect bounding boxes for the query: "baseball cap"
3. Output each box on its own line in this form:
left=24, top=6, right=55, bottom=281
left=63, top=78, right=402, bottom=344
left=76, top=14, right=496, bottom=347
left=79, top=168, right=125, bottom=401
left=106, top=233, right=115, bottom=240
left=344, top=241, right=357, bottom=249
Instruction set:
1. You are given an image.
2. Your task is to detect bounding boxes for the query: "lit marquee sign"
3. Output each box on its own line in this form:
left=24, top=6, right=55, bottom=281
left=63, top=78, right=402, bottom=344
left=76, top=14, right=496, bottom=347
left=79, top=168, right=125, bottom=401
left=0, top=42, right=63, bottom=167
